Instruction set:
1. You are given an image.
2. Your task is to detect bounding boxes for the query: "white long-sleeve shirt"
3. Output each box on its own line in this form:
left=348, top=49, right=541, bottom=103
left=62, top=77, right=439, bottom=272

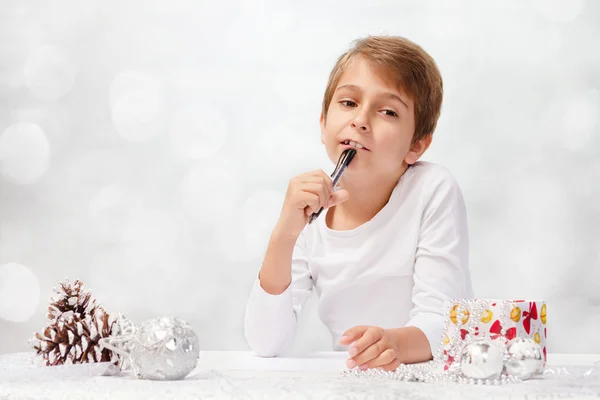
left=244, top=161, right=474, bottom=357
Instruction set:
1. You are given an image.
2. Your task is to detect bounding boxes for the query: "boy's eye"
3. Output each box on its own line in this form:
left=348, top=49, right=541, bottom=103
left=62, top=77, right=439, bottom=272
left=383, top=109, right=398, bottom=117
left=340, top=100, right=357, bottom=107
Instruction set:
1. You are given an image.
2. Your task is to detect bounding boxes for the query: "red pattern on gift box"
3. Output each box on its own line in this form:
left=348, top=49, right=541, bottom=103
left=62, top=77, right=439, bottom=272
left=522, top=303, right=538, bottom=334
left=442, top=301, right=547, bottom=369
left=443, top=349, right=454, bottom=371
left=489, top=320, right=516, bottom=341
left=490, top=320, right=501, bottom=339
left=505, top=327, right=516, bottom=340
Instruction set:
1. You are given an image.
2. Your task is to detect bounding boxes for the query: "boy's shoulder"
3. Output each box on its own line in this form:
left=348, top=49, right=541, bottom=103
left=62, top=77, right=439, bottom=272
left=401, top=160, right=467, bottom=219
left=405, top=160, right=460, bottom=189
left=401, top=161, right=464, bottom=207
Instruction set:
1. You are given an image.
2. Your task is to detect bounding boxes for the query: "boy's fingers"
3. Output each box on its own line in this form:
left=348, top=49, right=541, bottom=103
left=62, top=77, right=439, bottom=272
left=364, top=352, right=400, bottom=371
left=300, top=183, right=328, bottom=210
left=349, top=340, right=383, bottom=368
left=327, top=190, right=349, bottom=208
left=348, top=327, right=384, bottom=356
left=340, top=326, right=369, bottom=345
left=359, top=347, right=397, bottom=370
left=300, top=176, right=332, bottom=199
left=339, top=335, right=353, bottom=346
left=298, top=193, right=319, bottom=215
left=315, top=169, right=333, bottom=185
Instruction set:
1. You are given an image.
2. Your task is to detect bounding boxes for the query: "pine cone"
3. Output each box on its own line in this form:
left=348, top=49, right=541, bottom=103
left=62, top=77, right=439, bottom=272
left=30, top=279, right=121, bottom=366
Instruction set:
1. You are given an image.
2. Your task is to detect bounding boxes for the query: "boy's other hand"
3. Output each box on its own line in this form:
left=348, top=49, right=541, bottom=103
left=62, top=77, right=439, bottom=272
left=275, top=170, right=349, bottom=239
left=339, top=326, right=400, bottom=371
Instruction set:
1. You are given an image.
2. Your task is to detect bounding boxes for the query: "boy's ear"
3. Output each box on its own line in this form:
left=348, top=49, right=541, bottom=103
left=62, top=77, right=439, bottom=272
left=405, top=134, right=433, bottom=165
left=320, top=113, right=326, bottom=144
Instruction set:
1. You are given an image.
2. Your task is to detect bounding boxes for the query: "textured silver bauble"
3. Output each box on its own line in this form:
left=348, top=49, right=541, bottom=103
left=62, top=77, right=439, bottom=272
left=505, top=337, right=544, bottom=379
left=459, top=339, right=504, bottom=380
left=100, top=316, right=199, bottom=380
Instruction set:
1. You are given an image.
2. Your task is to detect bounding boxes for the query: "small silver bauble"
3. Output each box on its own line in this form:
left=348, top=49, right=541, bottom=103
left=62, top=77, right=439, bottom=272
left=459, top=339, right=504, bottom=380
left=100, top=316, right=200, bottom=380
left=505, top=337, right=544, bottom=379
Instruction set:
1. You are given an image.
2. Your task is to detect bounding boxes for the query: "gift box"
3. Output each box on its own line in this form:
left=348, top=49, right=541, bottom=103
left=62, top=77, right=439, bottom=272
left=440, top=300, right=547, bottom=371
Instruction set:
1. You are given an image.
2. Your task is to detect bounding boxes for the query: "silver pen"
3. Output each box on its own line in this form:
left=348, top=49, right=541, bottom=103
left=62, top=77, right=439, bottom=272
left=308, top=148, right=357, bottom=224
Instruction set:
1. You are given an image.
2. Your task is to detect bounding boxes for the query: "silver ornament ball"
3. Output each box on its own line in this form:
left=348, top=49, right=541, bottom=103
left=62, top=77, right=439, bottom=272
left=99, top=316, right=199, bottom=380
left=505, top=337, right=544, bottom=380
left=459, top=339, right=504, bottom=380
left=129, top=316, right=199, bottom=380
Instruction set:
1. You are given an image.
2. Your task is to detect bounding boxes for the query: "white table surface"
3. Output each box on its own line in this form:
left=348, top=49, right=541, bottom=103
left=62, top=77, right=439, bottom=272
left=0, top=351, right=599, bottom=399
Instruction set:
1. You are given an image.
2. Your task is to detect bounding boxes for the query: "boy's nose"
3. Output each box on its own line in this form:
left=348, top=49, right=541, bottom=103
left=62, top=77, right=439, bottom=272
left=351, top=120, right=369, bottom=132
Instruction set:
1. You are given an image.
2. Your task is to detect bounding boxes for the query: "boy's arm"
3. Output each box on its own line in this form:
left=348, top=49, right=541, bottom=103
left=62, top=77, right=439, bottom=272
left=341, top=169, right=472, bottom=369
left=246, top=168, right=345, bottom=357
left=244, top=228, right=313, bottom=357
left=403, top=168, right=472, bottom=360
left=257, top=227, right=300, bottom=295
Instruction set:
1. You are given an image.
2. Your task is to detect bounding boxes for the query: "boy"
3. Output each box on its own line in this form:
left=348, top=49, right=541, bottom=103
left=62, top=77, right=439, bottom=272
left=244, top=35, right=473, bottom=371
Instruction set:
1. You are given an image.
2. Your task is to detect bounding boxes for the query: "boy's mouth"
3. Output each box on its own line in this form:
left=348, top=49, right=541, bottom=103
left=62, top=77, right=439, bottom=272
left=341, top=140, right=370, bottom=151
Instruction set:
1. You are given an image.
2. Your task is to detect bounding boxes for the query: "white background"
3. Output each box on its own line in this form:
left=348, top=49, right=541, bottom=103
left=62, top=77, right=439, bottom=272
left=1, top=0, right=599, bottom=355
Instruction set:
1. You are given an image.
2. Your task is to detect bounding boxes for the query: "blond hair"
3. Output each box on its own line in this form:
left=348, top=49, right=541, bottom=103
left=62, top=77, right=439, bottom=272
left=321, top=36, right=443, bottom=144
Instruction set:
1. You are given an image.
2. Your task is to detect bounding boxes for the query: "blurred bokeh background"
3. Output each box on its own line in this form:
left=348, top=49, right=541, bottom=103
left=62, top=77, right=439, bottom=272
left=1, top=0, right=599, bottom=355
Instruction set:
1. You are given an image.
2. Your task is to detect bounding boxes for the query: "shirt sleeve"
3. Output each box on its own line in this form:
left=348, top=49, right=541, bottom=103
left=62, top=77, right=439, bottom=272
left=244, top=231, right=314, bottom=357
left=405, top=168, right=474, bottom=357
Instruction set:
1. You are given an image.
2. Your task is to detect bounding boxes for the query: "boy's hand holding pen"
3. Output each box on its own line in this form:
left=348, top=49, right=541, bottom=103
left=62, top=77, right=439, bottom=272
left=273, top=149, right=356, bottom=240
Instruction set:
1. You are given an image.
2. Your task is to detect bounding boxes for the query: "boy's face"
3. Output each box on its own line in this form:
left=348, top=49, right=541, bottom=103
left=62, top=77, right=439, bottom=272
left=320, top=56, right=430, bottom=181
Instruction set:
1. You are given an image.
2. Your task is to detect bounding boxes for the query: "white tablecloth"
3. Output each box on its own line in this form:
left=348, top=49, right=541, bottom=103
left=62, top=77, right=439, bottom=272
left=0, top=351, right=599, bottom=399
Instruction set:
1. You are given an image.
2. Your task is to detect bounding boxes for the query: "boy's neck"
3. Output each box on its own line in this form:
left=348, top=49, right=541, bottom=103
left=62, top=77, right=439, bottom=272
left=326, top=164, right=410, bottom=231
